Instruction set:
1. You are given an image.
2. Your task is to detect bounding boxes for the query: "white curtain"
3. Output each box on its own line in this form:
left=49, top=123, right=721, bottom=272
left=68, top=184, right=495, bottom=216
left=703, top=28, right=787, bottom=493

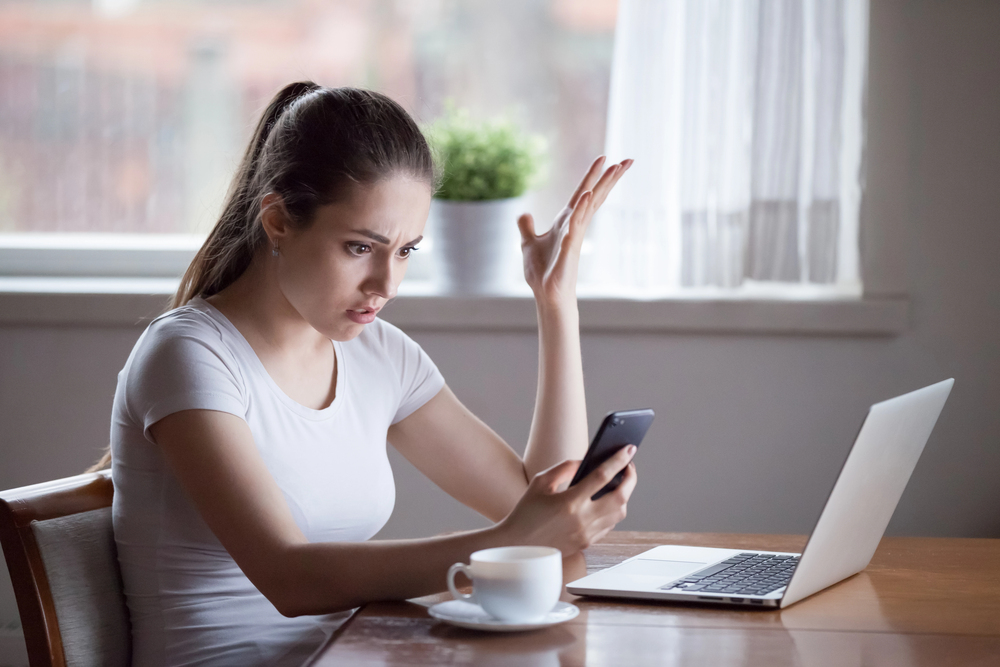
left=591, top=0, right=868, bottom=293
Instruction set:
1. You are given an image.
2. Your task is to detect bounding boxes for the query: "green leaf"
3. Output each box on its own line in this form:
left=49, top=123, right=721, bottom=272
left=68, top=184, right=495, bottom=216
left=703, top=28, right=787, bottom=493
left=423, top=107, right=548, bottom=201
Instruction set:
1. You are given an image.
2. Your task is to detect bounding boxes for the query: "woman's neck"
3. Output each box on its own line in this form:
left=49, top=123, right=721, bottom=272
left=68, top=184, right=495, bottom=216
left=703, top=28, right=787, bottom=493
left=206, top=251, right=329, bottom=359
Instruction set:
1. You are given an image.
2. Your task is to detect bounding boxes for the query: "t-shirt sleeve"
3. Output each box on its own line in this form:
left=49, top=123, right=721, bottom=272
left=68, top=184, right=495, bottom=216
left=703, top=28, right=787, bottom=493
left=124, top=313, right=247, bottom=441
left=376, top=321, right=445, bottom=424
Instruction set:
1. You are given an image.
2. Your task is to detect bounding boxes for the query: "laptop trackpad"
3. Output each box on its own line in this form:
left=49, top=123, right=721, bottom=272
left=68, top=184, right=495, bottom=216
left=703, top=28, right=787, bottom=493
left=571, top=557, right=713, bottom=592
left=613, top=558, right=708, bottom=579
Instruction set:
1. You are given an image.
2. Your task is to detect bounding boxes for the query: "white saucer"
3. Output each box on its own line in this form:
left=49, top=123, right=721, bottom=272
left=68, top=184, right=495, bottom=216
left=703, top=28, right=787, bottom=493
left=428, top=600, right=579, bottom=632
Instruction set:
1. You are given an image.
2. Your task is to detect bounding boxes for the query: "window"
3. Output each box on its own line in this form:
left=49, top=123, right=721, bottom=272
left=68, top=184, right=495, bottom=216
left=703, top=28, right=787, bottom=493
left=0, top=0, right=617, bottom=284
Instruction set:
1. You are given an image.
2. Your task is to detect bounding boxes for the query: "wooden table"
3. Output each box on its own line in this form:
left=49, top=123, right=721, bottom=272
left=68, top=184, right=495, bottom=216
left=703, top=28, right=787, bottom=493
left=309, top=532, right=1000, bottom=666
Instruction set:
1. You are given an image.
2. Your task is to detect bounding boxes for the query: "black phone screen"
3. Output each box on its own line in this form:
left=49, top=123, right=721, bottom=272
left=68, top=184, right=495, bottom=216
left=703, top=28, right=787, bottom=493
left=569, top=409, right=655, bottom=500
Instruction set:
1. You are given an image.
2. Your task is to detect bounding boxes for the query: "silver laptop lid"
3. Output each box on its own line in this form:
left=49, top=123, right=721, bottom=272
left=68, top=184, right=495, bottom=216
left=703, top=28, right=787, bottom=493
left=781, top=379, right=954, bottom=607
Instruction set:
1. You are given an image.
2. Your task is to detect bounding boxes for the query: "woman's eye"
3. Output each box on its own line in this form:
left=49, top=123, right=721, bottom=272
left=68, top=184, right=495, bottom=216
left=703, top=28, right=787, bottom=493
left=346, top=243, right=371, bottom=256
left=398, top=246, right=418, bottom=259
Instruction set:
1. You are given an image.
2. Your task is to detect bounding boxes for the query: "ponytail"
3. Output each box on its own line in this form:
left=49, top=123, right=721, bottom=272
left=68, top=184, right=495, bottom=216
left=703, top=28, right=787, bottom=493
left=171, top=81, right=320, bottom=309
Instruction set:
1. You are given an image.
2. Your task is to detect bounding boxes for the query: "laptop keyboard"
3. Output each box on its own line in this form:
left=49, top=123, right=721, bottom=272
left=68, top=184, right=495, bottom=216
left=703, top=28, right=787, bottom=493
left=661, top=552, right=800, bottom=596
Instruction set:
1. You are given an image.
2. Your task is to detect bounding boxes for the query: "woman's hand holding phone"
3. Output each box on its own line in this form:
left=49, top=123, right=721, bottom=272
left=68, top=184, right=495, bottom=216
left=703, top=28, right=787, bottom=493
left=497, top=445, right=638, bottom=556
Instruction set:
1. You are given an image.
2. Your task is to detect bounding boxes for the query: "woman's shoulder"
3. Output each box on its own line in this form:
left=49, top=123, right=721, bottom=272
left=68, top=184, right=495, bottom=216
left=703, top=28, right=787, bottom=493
left=144, top=298, right=228, bottom=342
left=116, top=299, right=248, bottom=434
left=126, top=299, right=243, bottom=380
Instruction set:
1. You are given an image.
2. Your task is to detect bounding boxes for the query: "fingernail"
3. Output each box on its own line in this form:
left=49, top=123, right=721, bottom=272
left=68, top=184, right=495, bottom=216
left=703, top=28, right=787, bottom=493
left=627, top=445, right=637, bottom=456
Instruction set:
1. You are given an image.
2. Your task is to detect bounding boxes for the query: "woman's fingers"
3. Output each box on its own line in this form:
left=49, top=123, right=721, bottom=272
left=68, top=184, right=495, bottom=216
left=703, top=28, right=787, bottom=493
left=568, top=156, right=607, bottom=209
left=592, top=160, right=632, bottom=209
left=568, top=156, right=633, bottom=211
left=550, top=191, right=592, bottom=277
left=590, top=164, right=621, bottom=202
left=580, top=463, right=635, bottom=547
left=535, top=459, right=582, bottom=494
left=592, top=462, right=637, bottom=514
left=567, top=190, right=593, bottom=234
left=521, top=160, right=630, bottom=283
left=566, top=160, right=631, bottom=238
left=572, top=444, right=636, bottom=501
left=517, top=212, right=537, bottom=243
left=506, top=454, right=635, bottom=554
left=619, top=461, right=638, bottom=500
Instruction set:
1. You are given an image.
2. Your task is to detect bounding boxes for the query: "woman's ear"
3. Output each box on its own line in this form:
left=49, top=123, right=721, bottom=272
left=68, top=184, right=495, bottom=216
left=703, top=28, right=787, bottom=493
left=260, top=193, right=292, bottom=247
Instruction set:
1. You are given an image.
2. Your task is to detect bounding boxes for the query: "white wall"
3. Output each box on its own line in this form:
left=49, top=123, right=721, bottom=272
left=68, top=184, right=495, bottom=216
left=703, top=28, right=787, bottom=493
left=2, top=0, right=999, bottom=658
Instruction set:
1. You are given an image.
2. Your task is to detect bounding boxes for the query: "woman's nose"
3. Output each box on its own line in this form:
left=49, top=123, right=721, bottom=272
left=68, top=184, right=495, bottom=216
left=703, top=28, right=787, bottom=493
left=364, top=258, right=397, bottom=299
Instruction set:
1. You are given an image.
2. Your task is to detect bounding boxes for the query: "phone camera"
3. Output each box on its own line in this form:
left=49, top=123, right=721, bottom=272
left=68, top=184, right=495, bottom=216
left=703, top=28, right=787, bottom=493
left=612, top=417, right=623, bottom=426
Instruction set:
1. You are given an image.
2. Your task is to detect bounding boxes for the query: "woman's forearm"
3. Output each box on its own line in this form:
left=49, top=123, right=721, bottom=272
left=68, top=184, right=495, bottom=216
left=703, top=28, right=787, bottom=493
left=270, top=524, right=512, bottom=616
left=522, top=300, right=589, bottom=479
left=270, top=444, right=634, bottom=617
left=516, top=159, right=628, bottom=479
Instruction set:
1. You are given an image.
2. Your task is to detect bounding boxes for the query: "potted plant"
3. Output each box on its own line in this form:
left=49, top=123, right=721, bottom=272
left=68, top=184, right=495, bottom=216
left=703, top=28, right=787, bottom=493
left=424, top=107, right=546, bottom=294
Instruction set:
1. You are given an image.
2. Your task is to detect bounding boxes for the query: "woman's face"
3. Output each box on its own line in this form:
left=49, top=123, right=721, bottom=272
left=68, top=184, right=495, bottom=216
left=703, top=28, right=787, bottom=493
left=273, top=174, right=432, bottom=341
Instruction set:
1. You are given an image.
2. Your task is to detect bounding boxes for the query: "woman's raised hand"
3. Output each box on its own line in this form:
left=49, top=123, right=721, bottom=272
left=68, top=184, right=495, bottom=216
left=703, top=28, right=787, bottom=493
left=498, top=445, right=638, bottom=556
left=518, top=156, right=632, bottom=308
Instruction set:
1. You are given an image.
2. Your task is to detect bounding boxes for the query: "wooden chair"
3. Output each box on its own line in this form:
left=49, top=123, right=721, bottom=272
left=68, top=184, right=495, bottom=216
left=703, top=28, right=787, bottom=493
left=0, top=471, right=131, bottom=667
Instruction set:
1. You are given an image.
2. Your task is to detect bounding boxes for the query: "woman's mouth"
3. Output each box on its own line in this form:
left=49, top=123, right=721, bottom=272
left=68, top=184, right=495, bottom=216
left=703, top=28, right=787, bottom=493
left=346, top=307, right=379, bottom=325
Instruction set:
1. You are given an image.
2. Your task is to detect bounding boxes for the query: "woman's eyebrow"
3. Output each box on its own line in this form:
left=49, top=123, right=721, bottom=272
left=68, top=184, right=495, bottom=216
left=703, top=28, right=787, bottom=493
left=352, top=229, right=423, bottom=247
left=353, top=229, right=391, bottom=244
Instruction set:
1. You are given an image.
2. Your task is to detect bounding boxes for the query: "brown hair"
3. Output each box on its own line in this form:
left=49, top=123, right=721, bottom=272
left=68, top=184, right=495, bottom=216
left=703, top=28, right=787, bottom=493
left=88, top=82, right=435, bottom=471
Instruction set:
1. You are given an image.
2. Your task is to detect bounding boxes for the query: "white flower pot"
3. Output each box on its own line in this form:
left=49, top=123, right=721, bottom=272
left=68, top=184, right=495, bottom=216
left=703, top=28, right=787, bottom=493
left=430, top=196, right=526, bottom=294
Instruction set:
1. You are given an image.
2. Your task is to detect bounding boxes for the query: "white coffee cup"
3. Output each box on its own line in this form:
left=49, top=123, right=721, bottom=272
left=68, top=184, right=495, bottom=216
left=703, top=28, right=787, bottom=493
left=447, top=546, right=562, bottom=623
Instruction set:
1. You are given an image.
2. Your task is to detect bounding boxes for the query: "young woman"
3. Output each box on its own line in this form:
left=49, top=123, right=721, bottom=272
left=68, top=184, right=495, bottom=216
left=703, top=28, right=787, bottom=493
left=107, top=82, right=635, bottom=666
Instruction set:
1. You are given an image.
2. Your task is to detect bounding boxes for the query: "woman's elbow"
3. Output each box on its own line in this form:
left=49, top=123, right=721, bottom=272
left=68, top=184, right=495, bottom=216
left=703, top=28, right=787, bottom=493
left=269, top=591, right=309, bottom=618
left=265, top=586, right=355, bottom=618
left=257, top=568, right=358, bottom=617
left=249, top=546, right=361, bottom=616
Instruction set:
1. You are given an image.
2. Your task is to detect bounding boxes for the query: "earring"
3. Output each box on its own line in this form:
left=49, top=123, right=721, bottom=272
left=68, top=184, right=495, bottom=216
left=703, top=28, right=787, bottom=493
left=272, top=245, right=279, bottom=257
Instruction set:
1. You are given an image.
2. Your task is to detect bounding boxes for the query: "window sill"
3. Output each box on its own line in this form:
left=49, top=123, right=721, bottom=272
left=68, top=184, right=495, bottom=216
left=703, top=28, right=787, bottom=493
left=0, top=277, right=908, bottom=335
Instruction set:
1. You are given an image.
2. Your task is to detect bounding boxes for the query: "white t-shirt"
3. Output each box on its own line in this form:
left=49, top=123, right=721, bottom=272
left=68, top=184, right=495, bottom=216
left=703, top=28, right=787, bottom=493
left=110, top=297, right=444, bottom=667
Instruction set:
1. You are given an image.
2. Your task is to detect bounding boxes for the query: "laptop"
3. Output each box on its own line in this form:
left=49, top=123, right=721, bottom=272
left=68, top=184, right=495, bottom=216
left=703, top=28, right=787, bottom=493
left=567, top=379, right=954, bottom=609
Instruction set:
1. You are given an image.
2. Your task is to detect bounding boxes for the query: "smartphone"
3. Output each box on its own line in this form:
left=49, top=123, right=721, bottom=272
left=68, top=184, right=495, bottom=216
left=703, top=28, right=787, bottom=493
left=569, top=409, right=655, bottom=500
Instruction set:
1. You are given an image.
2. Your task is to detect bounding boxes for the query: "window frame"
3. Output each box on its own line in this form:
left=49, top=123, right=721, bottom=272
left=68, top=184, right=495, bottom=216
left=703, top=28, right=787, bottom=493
left=0, top=234, right=202, bottom=278
left=0, top=230, right=908, bottom=335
